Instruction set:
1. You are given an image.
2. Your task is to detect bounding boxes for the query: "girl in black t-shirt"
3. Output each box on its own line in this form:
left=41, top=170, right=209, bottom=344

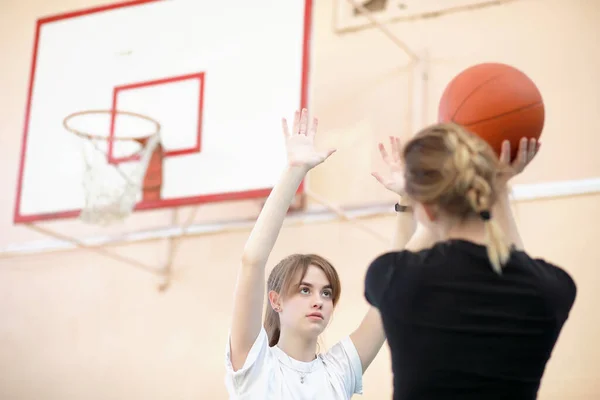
left=366, top=123, right=576, bottom=400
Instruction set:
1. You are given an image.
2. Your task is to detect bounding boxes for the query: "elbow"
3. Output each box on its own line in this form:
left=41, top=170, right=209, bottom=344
left=241, top=253, right=266, bottom=269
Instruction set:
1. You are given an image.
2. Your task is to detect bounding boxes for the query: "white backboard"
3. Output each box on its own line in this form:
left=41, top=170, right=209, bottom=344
left=15, top=0, right=312, bottom=223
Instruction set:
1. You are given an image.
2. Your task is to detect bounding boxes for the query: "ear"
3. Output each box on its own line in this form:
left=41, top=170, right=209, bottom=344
left=268, top=290, right=281, bottom=311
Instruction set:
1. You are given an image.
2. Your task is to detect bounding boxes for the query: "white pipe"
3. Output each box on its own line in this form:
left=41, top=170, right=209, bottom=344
left=510, top=176, right=600, bottom=201
left=411, top=49, right=429, bottom=135
left=1, top=177, right=599, bottom=258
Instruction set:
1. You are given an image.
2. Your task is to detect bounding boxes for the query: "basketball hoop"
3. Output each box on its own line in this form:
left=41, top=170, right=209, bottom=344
left=63, top=109, right=163, bottom=225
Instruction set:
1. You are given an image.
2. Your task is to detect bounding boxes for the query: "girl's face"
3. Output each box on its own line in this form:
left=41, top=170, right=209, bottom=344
left=275, top=265, right=334, bottom=339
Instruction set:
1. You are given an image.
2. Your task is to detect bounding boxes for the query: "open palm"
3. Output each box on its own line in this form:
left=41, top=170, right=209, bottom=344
left=283, top=109, right=336, bottom=170
left=372, top=136, right=405, bottom=196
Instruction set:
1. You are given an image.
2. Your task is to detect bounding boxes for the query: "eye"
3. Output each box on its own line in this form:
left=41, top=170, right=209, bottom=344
left=300, top=287, right=310, bottom=295
left=322, top=290, right=332, bottom=298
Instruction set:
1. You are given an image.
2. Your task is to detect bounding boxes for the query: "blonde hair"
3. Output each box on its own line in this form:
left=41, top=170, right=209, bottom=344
left=403, top=122, right=510, bottom=273
left=263, top=254, right=341, bottom=347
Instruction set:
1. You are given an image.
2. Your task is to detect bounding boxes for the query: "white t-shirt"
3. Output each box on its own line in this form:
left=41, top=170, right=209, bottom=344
left=224, top=328, right=363, bottom=399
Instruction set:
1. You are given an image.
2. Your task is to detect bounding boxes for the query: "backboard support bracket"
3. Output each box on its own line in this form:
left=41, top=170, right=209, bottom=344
left=346, top=0, right=420, bottom=61
left=21, top=204, right=204, bottom=292
left=24, top=222, right=168, bottom=278
left=345, top=0, right=430, bottom=135
left=12, top=192, right=395, bottom=293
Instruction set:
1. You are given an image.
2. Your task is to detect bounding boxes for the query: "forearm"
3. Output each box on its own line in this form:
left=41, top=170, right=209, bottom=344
left=230, top=165, right=307, bottom=370
left=493, top=189, right=524, bottom=250
left=350, top=307, right=386, bottom=372
left=349, top=199, right=418, bottom=372
left=404, top=223, right=438, bottom=252
left=241, top=165, right=307, bottom=267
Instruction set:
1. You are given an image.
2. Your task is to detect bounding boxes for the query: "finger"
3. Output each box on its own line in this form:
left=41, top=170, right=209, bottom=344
left=371, top=172, right=386, bottom=185
left=499, top=140, right=511, bottom=164
left=307, top=117, right=318, bottom=138
left=299, top=108, right=308, bottom=135
left=372, top=172, right=395, bottom=190
left=282, top=118, right=290, bottom=139
left=292, top=110, right=300, bottom=135
left=527, top=138, right=537, bottom=161
left=392, top=137, right=402, bottom=162
left=512, top=137, right=528, bottom=168
left=389, top=136, right=400, bottom=162
left=378, top=143, right=390, bottom=163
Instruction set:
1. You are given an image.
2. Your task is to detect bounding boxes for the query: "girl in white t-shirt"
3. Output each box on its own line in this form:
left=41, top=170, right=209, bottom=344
left=225, top=109, right=420, bottom=399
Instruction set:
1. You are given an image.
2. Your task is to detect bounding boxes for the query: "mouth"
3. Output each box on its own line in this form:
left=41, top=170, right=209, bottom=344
left=306, top=312, right=324, bottom=320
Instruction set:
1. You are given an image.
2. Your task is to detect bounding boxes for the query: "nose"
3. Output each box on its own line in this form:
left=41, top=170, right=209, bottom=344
left=312, top=298, right=323, bottom=309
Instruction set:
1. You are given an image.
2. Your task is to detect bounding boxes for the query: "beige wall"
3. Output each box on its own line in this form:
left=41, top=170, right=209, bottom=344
left=0, top=0, right=598, bottom=399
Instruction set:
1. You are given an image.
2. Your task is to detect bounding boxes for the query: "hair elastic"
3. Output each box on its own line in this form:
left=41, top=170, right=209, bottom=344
left=479, top=210, right=491, bottom=221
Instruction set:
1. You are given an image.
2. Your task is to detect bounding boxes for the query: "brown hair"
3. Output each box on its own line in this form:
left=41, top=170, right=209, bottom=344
left=403, top=122, right=510, bottom=273
left=263, top=254, right=341, bottom=347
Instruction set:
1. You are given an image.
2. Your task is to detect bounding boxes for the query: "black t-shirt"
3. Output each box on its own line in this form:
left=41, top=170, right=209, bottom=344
left=365, top=239, right=576, bottom=400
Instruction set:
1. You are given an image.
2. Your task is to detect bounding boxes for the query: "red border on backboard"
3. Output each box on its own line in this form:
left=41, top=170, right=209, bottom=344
left=108, top=72, right=205, bottom=164
left=13, top=0, right=311, bottom=224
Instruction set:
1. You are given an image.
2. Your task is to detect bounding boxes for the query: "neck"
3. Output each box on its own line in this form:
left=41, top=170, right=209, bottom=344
left=436, top=217, right=486, bottom=245
left=277, top=329, right=318, bottom=362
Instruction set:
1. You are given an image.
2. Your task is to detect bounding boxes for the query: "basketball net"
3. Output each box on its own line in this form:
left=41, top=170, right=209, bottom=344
left=64, top=110, right=162, bottom=225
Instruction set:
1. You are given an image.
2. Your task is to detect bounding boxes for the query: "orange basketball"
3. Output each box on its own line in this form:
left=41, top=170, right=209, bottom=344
left=438, top=63, right=545, bottom=160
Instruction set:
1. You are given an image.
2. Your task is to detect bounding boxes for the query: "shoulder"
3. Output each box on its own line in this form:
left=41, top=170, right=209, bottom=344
left=321, top=336, right=364, bottom=396
left=224, top=327, right=276, bottom=394
left=322, top=336, right=362, bottom=370
left=530, top=256, right=577, bottom=306
left=506, top=250, right=578, bottom=317
left=364, top=250, right=425, bottom=308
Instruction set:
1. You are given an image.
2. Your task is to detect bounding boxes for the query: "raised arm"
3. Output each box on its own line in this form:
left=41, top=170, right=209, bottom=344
left=229, top=109, right=335, bottom=371
left=493, top=137, right=540, bottom=251
left=350, top=137, right=418, bottom=372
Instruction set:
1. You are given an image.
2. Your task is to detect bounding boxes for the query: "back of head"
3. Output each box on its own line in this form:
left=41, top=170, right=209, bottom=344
left=263, top=254, right=341, bottom=347
left=402, top=122, right=510, bottom=273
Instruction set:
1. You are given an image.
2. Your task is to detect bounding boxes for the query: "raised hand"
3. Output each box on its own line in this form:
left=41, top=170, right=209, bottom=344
left=282, top=108, right=336, bottom=170
left=372, top=136, right=405, bottom=196
left=497, top=137, right=541, bottom=188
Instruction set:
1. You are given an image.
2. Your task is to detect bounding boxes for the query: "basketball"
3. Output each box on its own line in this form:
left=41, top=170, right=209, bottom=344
left=438, top=62, right=545, bottom=159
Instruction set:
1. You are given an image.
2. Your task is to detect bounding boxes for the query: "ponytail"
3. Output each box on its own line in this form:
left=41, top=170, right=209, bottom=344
left=264, top=303, right=281, bottom=347
left=479, top=210, right=511, bottom=274
left=468, top=182, right=511, bottom=274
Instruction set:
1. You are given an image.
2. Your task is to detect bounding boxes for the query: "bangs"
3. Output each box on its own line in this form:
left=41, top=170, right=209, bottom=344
left=275, top=254, right=341, bottom=306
